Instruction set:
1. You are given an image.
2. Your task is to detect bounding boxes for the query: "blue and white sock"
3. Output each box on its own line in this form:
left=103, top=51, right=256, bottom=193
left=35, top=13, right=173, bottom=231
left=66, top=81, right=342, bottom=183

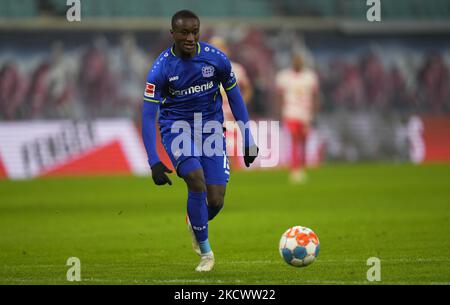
left=187, top=191, right=211, bottom=254
left=199, top=239, right=212, bottom=254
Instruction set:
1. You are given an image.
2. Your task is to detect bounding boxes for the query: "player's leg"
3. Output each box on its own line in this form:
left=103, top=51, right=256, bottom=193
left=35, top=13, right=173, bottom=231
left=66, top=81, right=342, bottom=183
left=178, top=158, right=215, bottom=272
left=286, top=119, right=302, bottom=183
left=161, top=131, right=212, bottom=268
left=298, top=122, right=308, bottom=173
left=201, top=132, right=230, bottom=220
left=178, top=159, right=211, bottom=251
left=185, top=182, right=226, bottom=273
left=288, top=119, right=308, bottom=184
left=286, top=119, right=300, bottom=169
left=206, top=184, right=226, bottom=221
left=187, top=132, right=230, bottom=271
left=293, top=121, right=309, bottom=184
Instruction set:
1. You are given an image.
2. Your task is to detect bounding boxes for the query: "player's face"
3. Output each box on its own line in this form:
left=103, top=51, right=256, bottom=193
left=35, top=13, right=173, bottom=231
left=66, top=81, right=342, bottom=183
left=171, top=18, right=200, bottom=57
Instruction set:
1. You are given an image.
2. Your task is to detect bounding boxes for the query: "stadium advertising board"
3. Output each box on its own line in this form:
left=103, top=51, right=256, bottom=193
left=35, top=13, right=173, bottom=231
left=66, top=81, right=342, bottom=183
left=0, top=119, right=148, bottom=179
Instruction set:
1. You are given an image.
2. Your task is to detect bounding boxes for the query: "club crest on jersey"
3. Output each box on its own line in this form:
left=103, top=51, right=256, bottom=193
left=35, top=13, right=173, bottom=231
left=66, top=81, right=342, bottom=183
left=202, top=65, right=215, bottom=78
left=144, top=82, right=155, bottom=98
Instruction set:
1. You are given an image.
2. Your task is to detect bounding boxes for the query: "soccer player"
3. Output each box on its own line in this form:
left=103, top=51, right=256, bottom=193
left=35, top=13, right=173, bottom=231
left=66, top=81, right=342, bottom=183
left=276, top=53, right=319, bottom=184
left=141, top=10, right=258, bottom=272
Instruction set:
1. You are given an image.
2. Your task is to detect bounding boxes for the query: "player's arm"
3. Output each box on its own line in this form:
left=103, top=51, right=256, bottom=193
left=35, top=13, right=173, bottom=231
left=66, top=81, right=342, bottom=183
left=141, top=61, right=172, bottom=186
left=219, top=57, right=258, bottom=167
left=225, top=85, right=259, bottom=167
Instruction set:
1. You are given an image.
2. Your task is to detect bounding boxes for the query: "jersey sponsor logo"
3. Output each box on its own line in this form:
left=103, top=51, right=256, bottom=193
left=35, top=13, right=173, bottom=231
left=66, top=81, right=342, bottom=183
left=201, top=65, right=215, bottom=78
left=169, top=76, right=179, bottom=82
left=169, top=81, right=214, bottom=97
left=144, top=82, right=155, bottom=98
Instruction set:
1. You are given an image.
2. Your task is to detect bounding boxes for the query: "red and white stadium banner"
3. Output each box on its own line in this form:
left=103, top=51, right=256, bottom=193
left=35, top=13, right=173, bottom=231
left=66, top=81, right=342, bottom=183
left=408, top=115, right=450, bottom=163
left=0, top=119, right=149, bottom=180
left=2, top=115, right=447, bottom=180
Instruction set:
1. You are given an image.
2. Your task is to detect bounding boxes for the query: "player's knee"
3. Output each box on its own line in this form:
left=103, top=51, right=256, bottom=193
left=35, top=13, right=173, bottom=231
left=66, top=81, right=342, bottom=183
left=183, top=169, right=207, bottom=193
left=178, top=158, right=206, bottom=192
left=207, top=191, right=225, bottom=210
left=208, top=197, right=224, bottom=210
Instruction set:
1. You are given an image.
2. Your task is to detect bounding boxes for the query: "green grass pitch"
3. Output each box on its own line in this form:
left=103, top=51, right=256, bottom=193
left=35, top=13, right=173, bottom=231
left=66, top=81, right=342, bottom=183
left=0, top=163, right=449, bottom=284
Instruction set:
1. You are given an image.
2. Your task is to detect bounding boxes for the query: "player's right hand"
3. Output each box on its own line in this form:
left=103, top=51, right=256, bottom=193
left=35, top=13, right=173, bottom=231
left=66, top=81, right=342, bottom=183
left=244, top=145, right=259, bottom=167
left=151, top=162, right=173, bottom=186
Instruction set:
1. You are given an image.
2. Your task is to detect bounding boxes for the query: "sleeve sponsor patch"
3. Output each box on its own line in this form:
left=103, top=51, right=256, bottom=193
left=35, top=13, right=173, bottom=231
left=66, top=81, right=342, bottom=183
left=144, top=83, right=155, bottom=98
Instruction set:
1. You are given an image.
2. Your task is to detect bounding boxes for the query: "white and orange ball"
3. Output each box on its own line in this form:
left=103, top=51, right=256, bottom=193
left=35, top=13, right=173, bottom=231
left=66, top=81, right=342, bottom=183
left=279, top=226, right=320, bottom=267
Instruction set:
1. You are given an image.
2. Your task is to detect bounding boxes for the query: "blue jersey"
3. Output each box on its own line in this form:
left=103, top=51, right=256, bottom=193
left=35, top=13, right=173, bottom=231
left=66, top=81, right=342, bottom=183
left=143, top=41, right=237, bottom=134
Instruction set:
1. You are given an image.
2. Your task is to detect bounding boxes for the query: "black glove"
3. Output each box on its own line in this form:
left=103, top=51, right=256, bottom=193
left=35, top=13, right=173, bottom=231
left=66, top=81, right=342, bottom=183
left=151, top=162, right=173, bottom=186
left=244, top=145, right=259, bottom=167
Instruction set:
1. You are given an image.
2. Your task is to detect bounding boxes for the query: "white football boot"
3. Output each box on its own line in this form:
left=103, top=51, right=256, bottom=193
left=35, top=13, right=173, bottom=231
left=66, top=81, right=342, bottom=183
left=186, top=215, right=201, bottom=256
left=195, top=251, right=215, bottom=272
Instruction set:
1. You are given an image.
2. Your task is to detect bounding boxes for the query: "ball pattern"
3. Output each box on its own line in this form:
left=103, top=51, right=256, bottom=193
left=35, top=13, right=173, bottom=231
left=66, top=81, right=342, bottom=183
left=279, top=226, right=320, bottom=267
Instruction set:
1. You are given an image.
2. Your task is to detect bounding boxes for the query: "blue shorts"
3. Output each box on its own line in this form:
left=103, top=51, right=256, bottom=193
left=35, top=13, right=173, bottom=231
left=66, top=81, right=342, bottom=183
left=161, top=128, right=230, bottom=185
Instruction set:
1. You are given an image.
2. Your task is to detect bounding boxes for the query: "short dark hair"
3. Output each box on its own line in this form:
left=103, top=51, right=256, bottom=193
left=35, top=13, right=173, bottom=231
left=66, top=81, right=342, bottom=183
left=171, top=10, right=200, bottom=29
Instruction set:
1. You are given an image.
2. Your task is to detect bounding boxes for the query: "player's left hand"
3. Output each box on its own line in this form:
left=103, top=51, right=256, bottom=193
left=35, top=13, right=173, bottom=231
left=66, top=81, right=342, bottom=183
left=151, top=162, right=173, bottom=186
left=244, top=145, right=259, bottom=167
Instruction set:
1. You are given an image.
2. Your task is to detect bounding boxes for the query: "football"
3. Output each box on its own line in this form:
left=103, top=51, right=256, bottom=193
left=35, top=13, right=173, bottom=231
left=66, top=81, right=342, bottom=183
left=279, top=226, right=320, bottom=267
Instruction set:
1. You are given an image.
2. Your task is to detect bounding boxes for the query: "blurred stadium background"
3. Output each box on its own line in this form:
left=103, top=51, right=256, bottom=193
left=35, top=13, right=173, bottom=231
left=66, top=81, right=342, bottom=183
left=0, top=0, right=449, bottom=179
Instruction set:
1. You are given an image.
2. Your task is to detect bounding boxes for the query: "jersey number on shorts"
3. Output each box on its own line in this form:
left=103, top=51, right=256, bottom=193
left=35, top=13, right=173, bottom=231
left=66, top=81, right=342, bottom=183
left=223, top=151, right=230, bottom=175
